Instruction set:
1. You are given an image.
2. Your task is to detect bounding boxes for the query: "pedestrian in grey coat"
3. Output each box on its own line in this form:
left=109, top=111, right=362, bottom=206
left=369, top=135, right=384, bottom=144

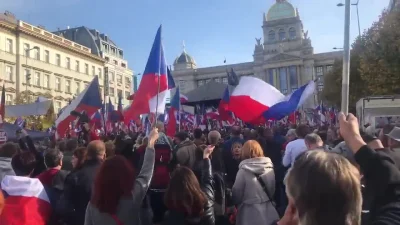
left=232, top=140, right=279, bottom=225
left=84, top=128, right=158, bottom=225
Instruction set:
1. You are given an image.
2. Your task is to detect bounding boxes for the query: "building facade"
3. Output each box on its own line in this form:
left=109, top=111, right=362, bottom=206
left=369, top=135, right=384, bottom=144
left=53, top=27, right=134, bottom=106
left=0, top=11, right=106, bottom=113
left=172, top=0, right=342, bottom=108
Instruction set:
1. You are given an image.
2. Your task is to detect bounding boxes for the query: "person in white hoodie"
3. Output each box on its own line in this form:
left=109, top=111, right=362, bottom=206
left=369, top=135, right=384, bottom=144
left=0, top=143, right=19, bottom=182
left=232, top=140, right=279, bottom=225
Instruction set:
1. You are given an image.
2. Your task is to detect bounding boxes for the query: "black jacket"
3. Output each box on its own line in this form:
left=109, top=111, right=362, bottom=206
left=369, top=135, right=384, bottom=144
left=57, top=159, right=102, bottom=225
left=356, top=145, right=400, bottom=225
left=162, top=158, right=215, bottom=225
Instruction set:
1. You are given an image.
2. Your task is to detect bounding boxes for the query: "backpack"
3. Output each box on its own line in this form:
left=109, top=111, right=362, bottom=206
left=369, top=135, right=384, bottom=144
left=151, top=143, right=172, bottom=190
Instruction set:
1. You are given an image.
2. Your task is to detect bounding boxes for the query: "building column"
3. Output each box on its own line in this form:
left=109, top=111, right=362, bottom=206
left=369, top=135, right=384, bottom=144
left=286, top=67, right=290, bottom=93
left=275, top=68, right=279, bottom=89
left=297, top=65, right=301, bottom=87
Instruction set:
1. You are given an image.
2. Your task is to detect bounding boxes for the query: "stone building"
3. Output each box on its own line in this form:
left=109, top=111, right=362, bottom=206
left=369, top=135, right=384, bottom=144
left=0, top=11, right=106, bottom=113
left=53, top=26, right=134, bottom=106
left=172, top=0, right=342, bottom=108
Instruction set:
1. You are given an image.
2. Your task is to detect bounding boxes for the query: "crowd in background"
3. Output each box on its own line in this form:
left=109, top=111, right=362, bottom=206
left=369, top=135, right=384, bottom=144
left=0, top=112, right=399, bottom=225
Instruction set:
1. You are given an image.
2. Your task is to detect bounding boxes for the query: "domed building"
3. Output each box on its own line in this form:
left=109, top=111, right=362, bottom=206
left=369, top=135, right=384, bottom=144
left=172, top=0, right=342, bottom=108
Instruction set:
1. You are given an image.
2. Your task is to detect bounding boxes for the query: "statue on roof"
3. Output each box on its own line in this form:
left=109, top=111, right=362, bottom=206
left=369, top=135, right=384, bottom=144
left=255, top=38, right=262, bottom=46
left=227, top=68, right=239, bottom=86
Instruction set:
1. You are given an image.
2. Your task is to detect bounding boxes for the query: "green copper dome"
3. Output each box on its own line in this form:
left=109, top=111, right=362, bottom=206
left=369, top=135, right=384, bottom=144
left=174, top=50, right=196, bottom=65
left=267, top=0, right=297, bottom=21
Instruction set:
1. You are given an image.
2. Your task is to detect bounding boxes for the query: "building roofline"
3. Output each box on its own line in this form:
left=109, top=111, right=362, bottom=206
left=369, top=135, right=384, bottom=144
left=14, top=21, right=105, bottom=63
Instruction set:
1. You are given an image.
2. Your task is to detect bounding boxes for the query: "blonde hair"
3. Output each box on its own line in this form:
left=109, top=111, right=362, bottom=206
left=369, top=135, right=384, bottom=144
left=285, top=150, right=361, bottom=225
left=241, top=140, right=264, bottom=160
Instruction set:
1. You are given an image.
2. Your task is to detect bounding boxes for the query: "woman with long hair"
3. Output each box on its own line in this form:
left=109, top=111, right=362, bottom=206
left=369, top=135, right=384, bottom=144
left=84, top=128, right=158, bottom=225
left=162, top=146, right=215, bottom=225
left=71, top=147, right=87, bottom=170
left=232, top=140, right=279, bottom=225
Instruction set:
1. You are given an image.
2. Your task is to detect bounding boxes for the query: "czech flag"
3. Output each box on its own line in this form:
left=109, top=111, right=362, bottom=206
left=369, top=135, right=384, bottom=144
left=124, top=25, right=168, bottom=123
left=229, top=77, right=284, bottom=123
left=167, top=87, right=180, bottom=137
left=55, top=76, right=102, bottom=138
left=1, top=175, right=51, bottom=225
left=229, top=77, right=315, bottom=123
left=218, top=86, right=231, bottom=121
left=263, top=81, right=315, bottom=120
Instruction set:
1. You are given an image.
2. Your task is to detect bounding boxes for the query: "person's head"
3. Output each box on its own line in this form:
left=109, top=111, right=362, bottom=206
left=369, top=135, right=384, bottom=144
left=286, top=129, right=297, bottom=142
left=243, top=128, right=251, bottom=139
left=104, top=141, right=115, bottom=158
left=86, top=140, right=106, bottom=160
left=65, top=138, right=78, bottom=152
left=11, top=152, right=36, bottom=176
left=241, top=140, right=264, bottom=160
left=231, top=142, right=243, bottom=160
left=135, top=136, right=143, bottom=146
left=193, top=128, right=203, bottom=139
left=386, top=127, right=400, bottom=150
left=285, top=151, right=361, bottom=225
left=304, top=133, right=324, bottom=151
left=326, top=128, right=336, bottom=141
left=72, top=147, right=87, bottom=169
left=296, top=124, right=310, bottom=139
left=174, top=131, right=188, bottom=145
left=361, top=134, right=384, bottom=150
left=379, top=124, right=394, bottom=148
left=91, top=155, right=135, bottom=214
left=231, top=126, right=241, bottom=137
left=156, top=121, right=165, bottom=132
left=44, top=149, right=63, bottom=169
left=0, top=143, right=19, bottom=158
left=208, top=130, right=221, bottom=146
left=164, top=166, right=207, bottom=216
left=263, top=127, right=274, bottom=140
left=57, top=140, right=67, bottom=152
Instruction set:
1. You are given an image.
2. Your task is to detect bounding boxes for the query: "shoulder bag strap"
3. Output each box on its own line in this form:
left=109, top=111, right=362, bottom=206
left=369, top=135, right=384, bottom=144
left=110, top=214, right=124, bottom=225
left=254, top=173, right=276, bottom=206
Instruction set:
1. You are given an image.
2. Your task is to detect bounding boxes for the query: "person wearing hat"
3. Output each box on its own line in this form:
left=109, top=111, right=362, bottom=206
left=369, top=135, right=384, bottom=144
left=173, top=131, right=198, bottom=169
left=386, top=127, right=400, bottom=151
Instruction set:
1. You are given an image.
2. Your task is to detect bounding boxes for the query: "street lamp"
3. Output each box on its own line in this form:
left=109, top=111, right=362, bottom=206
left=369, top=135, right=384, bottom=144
left=338, top=0, right=361, bottom=36
left=25, top=46, right=39, bottom=92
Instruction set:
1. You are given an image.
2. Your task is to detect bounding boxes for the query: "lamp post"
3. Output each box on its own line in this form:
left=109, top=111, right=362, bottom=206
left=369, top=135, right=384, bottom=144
left=133, top=72, right=141, bottom=93
left=333, top=47, right=344, bottom=50
left=25, top=46, right=39, bottom=95
left=338, top=0, right=361, bottom=36
left=341, top=0, right=351, bottom=114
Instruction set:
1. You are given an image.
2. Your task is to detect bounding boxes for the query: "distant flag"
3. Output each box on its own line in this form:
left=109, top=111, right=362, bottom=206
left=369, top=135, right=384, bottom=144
left=167, top=88, right=180, bottom=137
left=14, top=117, right=26, bottom=128
left=124, top=25, right=169, bottom=123
left=167, top=66, right=176, bottom=89
left=0, top=84, right=5, bottom=125
left=55, top=76, right=102, bottom=138
left=180, top=93, right=189, bottom=103
left=218, top=86, right=231, bottom=121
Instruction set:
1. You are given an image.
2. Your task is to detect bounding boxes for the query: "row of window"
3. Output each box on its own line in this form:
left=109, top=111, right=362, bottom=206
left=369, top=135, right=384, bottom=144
left=268, top=27, right=297, bottom=41
left=102, top=42, right=124, bottom=58
left=315, top=65, right=333, bottom=91
left=197, top=77, right=229, bottom=87
left=267, top=66, right=298, bottom=94
left=104, top=56, right=127, bottom=68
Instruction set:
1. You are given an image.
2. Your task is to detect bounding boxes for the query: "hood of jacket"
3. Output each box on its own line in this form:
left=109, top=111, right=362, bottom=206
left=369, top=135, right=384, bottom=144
left=0, top=157, right=15, bottom=176
left=239, top=157, right=273, bottom=175
left=179, top=140, right=196, bottom=148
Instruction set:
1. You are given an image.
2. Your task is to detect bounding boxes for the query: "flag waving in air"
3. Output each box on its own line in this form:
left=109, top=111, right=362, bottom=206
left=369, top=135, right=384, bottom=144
left=55, top=76, right=102, bottom=138
left=124, top=25, right=168, bottom=123
left=167, top=88, right=180, bottom=137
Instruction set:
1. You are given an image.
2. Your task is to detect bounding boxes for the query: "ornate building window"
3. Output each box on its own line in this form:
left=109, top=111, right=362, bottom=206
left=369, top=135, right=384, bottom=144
left=316, top=66, right=323, bottom=76
left=214, top=78, right=221, bottom=83
left=289, top=66, right=298, bottom=90
left=205, top=79, right=211, bottom=84
left=279, top=29, right=286, bottom=41
left=279, top=67, right=288, bottom=94
left=222, top=78, right=228, bottom=84
left=197, top=80, right=204, bottom=87
left=268, top=30, right=276, bottom=41
left=289, top=28, right=296, bottom=39
left=326, top=65, right=333, bottom=72
left=268, top=69, right=275, bottom=85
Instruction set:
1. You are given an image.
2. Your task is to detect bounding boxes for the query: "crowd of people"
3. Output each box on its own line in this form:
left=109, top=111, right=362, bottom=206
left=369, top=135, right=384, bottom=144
left=0, top=112, right=399, bottom=225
